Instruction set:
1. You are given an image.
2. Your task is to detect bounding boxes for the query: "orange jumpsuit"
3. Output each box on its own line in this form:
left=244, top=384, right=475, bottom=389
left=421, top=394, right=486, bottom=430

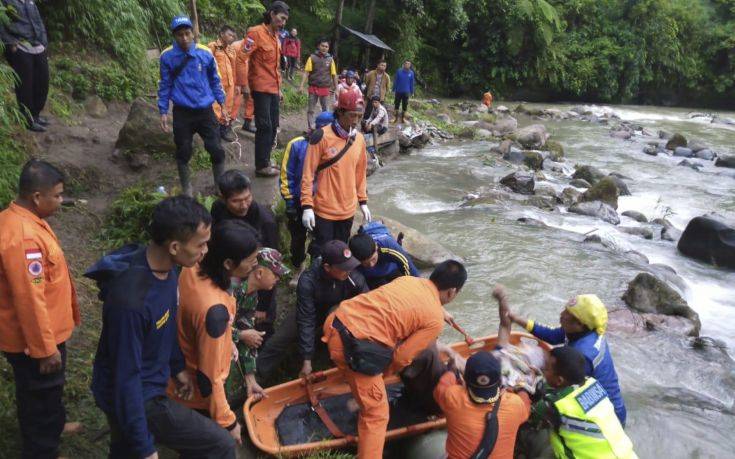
left=0, top=202, right=79, bottom=357
left=209, top=39, right=236, bottom=125
left=482, top=91, right=493, bottom=107
left=167, top=266, right=237, bottom=430
left=434, top=371, right=531, bottom=459
left=322, top=276, right=445, bottom=458
left=235, top=23, right=282, bottom=95
left=300, top=124, right=368, bottom=221
left=231, top=39, right=253, bottom=122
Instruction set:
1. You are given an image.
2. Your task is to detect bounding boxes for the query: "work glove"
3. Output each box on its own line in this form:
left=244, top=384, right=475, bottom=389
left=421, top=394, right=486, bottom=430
left=302, top=208, right=315, bottom=231
left=360, top=204, right=372, bottom=223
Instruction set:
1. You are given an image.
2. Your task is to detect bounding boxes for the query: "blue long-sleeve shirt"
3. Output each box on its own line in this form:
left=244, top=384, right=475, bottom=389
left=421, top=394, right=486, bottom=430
left=88, top=245, right=185, bottom=457
left=279, top=135, right=309, bottom=208
left=358, top=233, right=420, bottom=289
left=529, top=321, right=627, bottom=425
left=393, top=69, right=415, bottom=95
left=157, top=41, right=225, bottom=115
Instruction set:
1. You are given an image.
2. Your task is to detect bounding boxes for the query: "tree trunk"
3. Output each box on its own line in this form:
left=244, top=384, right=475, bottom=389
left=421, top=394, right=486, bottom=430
left=333, top=0, right=345, bottom=64
left=362, top=0, right=376, bottom=69
left=189, top=0, right=200, bottom=39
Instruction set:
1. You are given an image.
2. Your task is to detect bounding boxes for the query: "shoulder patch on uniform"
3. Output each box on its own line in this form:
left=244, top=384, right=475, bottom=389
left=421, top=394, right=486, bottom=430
left=575, top=381, right=607, bottom=413
left=196, top=369, right=213, bottom=397
left=309, top=128, right=324, bottom=145
left=205, top=304, right=230, bottom=338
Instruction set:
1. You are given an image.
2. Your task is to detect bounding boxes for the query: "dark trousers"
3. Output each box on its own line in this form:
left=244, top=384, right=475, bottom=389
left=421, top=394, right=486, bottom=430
left=286, top=207, right=308, bottom=267
left=4, top=343, right=67, bottom=459
left=172, top=106, right=225, bottom=167
left=287, top=56, right=297, bottom=79
left=311, top=215, right=354, bottom=259
left=4, top=48, right=49, bottom=124
left=107, top=396, right=235, bottom=459
left=252, top=91, right=280, bottom=169
left=394, top=92, right=410, bottom=113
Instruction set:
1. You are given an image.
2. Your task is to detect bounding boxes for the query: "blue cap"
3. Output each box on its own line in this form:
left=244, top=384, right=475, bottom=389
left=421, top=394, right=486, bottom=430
left=464, top=351, right=501, bottom=403
left=315, top=111, right=334, bottom=129
left=170, top=16, right=193, bottom=32
left=346, top=70, right=356, bottom=79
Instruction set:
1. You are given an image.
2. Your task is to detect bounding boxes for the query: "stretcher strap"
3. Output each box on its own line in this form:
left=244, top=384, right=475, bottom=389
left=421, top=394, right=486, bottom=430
left=303, top=376, right=356, bottom=443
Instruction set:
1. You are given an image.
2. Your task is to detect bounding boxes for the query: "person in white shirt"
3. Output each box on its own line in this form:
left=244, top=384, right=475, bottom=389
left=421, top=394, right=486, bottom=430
left=363, top=96, right=389, bottom=135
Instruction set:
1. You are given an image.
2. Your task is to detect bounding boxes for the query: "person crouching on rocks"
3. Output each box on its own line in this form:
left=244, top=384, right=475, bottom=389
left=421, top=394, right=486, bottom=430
left=503, top=290, right=628, bottom=425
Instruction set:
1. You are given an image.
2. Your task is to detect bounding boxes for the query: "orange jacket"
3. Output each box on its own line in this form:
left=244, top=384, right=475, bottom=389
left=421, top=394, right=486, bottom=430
left=235, top=23, right=281, bottom=94
left=332, top=276, right=444, bottom=373
left=208, top=39, right=236, bottom=88
left=0, top=202, right=79, bottom=357
left=168, top=266, right=237, bottom=429
left=434, top=372, right=531, bottom=459
left=300, top=124, right=368, bottom=220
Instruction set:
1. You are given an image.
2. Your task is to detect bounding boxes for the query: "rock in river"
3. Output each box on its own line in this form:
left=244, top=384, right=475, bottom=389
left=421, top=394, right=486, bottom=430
left=622, top=210, right=648, bottom=223
left=619, top=226, right=653, bottom=239
left=695, top=149, right=715, bottom=161
left=511, top=124, right=548, bottom=149
left=622, top=272, right=701, bottom=336
left=673, top=147, right=694, bottom=158
left=714, top=155, right=735, bottom=169
left=579, top=176, right=621, bottom=209
left=665, top=133, right=688, bottom=150
left=500, top=171, right=535, bottom=195
left=569, top=178, right=591, bottom=189
left=569, top=201, right=620, bottom=225
left=677, top=216, right=735, bottom=269
left=572, top=165, right=606, bottom=185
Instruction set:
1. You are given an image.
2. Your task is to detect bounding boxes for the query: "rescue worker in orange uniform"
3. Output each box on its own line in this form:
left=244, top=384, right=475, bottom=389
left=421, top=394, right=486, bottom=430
left=168, top=219, right=260, bottom=447
left=0, top=159, right=80, bottom=458
left=482, top=91, right=493, bottom=108
left=209, top=25, right=238, bottom=142
left=322, top=260, right=468, bottom=458
left=235, top=1, right=290, bottom=177
left=300, top=89, right=370, bottom=258
left=232, top=38, right=255, bottom=133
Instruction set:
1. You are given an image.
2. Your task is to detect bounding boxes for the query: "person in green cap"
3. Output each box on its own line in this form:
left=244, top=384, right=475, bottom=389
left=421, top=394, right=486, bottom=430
left=229, top=247, right=290, bottom=402
left=502, top=289, right=627, bottom=425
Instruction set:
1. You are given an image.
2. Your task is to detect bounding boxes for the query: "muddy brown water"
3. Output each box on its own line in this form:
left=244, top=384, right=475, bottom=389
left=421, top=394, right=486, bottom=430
left=369, top=103, right=735, bottom=458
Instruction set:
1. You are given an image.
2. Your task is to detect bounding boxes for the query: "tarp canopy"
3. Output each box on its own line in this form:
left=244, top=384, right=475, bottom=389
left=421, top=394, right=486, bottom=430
left=340, top=25, right=394, bottom=52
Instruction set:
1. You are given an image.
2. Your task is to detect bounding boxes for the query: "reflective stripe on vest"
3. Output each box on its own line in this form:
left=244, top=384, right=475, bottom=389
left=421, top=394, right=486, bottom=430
left=550, top=378, right=637, bottom=459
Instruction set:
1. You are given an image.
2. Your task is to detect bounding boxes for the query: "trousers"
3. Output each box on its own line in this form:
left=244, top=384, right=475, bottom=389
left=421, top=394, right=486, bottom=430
left=307, top=92, right=330, bottom=129
left=252, top=91, right=280, bottom=169
left=4, top=48, right=49, bottom=124
left=4, top=343, right=67, bottom=459
left=107, top=396, right=235, bottom=458
left=311, top=215, right=353, bottom=259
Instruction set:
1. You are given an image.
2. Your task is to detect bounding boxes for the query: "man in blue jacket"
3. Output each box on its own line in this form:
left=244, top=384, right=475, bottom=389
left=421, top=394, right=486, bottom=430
left=348, top=222, right=420, bottom=289
left=279, top=111, right=334, bottom=285
left=88, top=196, right=236, bottom=458
left=158, top=16, right=228, bottom=197
left=392, top=60, right=415, bottom=125
left=506, top=293, right=628, bottom=425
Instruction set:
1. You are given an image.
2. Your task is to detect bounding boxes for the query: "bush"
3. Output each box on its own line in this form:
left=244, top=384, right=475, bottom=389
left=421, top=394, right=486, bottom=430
left=282, top=84, right=308, bottom=113
left=98, top=186, right=165, bottom=249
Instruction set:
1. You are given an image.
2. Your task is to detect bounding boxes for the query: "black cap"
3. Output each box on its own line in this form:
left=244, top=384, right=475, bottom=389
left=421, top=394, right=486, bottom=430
left=322, top=240, right=360, bottom=271
left=464, top=351, right=501, bottom=403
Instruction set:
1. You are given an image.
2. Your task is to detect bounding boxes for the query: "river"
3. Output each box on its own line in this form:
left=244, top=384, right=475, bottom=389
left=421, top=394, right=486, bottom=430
left=368, top=103, right=735, bottom=458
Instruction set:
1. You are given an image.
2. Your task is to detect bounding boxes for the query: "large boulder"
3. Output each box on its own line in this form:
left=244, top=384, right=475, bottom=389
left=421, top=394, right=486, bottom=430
left=677, top=216, right=735, bottom=269
left=569, top=201, right=620, bottom=225
left=522, top=151, right=544, bottom=170
left=560, top=187, right=581, bottom=206
left=572, top=165, right=606, bottom=185
left=500, top=171, right=535, bottom=195
left=543, top=139, right=564, bottom=161
left=618, top=226, right=653, bottom=239
left=715, top=155, right=735, bottom=169
left=622, top=210, right=648, bottom=223
left=606, top=174, right=631, bottom=196
left=116, top=97, right=178, bottom=155
left=665, top=133, right=688, bottom=150
left=351, top=217, right=461, bottom=269
left=487, top=116, right=518, bottom=137
left=695, top=149, right=715, bottom=161
left=673, top=147, right=694, bottom=158
left=84, top=95, right=108, bottom=118
left=579, top=176, right=621, bottom=209
left=569, top=178, right=591, bottom=189
left=622, top=272, right=701, bottom=336
left=512, top=124, right=548, bottom=149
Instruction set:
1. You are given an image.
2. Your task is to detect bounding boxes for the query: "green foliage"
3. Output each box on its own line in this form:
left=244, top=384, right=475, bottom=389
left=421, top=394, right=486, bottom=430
left=0, top=56, right=27, bottom=208
left=51, top=56, right=157, bottom=102
left=196, top=0, right=264, bottom=34
left=282, top=84, right=308, bottom=112
left=99, top=186, right=165, bottom=249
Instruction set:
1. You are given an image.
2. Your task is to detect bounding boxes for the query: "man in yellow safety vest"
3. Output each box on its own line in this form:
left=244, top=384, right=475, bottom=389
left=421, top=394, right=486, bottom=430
left=532, top=346, right=637, bottom=459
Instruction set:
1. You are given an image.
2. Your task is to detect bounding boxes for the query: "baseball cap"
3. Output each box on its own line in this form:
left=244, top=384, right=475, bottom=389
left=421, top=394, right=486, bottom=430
left=257, top=247, right=290, bottom=277
left=322, top=240, right=360, bottom=271
left=346, top=70, right=356, bottom=79
left=464, top=351, right=501, bottom=403
left=337, top=90, right=364, bottom=112
left=315, top=111, right=334, bottom=129
left=566, top=294, right=608, bottom=335
left=170, top=16, right=193, bottom=32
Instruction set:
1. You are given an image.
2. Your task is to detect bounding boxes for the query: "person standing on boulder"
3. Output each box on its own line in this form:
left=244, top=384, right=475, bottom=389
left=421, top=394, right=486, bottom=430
left=504, top=291, right=628, bottom=425
left=322, top=260, right=467, bottom=459
left=235, top=1, right=290, bottom=177
left=300, top=38, right=337, bottom=130
left=300, top=90, right=370, bottom=258
left=159, top=16, right=228, bottom=197
left=0, top=0, right=51, bottom=132
left=0, top=160, right=81, bottom=458
left=392, top=60, right=415, bottom=125
left=208, top=25, right=238, bottom=142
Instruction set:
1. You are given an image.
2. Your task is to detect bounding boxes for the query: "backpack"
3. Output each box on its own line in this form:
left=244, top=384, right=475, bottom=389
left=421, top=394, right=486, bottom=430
left=359, top=221, right=404, bottom=246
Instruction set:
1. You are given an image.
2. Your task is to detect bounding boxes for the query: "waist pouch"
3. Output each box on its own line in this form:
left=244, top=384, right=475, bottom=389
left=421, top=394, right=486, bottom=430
left=333, top=317, right=394, bottom=376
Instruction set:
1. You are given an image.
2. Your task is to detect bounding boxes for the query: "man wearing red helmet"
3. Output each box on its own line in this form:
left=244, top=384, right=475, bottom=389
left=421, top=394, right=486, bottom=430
left=300, top=90, right=370, bottom=258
